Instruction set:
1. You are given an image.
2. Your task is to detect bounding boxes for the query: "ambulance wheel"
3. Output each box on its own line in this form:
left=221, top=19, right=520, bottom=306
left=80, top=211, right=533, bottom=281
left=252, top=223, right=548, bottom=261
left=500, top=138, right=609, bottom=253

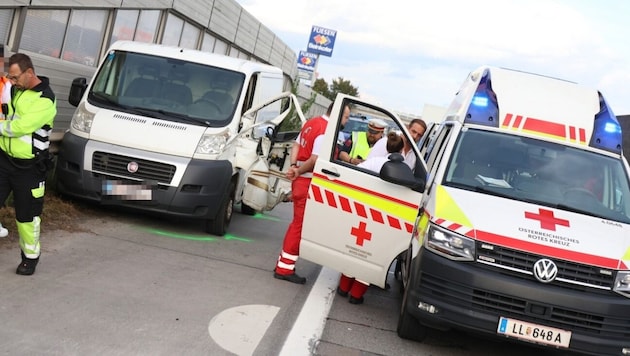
left=241, top=203, right=256, bottom=216
left=397, top=277, right=427, bottom=341
left=205, top=182, right=235, bottom=236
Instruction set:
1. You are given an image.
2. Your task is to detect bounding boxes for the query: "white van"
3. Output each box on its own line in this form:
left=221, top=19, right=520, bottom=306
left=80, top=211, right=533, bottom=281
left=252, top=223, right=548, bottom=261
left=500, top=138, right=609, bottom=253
left=55, top=41, right=306, bottom=235
left=301, top=66, right=630, bottom=355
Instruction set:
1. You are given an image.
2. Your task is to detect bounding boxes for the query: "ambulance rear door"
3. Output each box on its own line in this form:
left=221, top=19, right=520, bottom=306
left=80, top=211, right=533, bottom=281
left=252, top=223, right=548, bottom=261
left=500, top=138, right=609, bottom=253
left=300, top=95, right=427, bottom=288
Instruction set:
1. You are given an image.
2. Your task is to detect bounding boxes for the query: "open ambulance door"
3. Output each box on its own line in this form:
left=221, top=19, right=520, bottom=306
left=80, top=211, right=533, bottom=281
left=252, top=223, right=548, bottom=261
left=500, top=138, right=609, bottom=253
left=300, top=95, right=427, bottom=289
left=234, top=92, right=306, bottom=212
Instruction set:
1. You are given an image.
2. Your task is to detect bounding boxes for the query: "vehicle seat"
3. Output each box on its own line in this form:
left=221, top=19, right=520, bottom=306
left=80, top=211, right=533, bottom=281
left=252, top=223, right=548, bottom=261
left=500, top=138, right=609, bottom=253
left=125, top=65, right=160, bottom=98
left=161, top=66, right=192, bottom=106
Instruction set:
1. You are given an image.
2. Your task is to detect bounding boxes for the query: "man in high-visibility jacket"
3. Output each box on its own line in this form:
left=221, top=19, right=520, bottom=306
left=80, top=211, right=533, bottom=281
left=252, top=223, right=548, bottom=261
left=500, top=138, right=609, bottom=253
left=338, top=118, right=386, bottom=165
left=2, top=53, right=56, bottom=275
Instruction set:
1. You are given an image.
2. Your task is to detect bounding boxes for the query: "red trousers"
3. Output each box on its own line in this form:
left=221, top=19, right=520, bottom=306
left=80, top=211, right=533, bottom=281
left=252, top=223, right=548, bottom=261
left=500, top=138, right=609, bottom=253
left=338, top=273, right=369, bottom=299
left=275, top=177, right=311, bottom=275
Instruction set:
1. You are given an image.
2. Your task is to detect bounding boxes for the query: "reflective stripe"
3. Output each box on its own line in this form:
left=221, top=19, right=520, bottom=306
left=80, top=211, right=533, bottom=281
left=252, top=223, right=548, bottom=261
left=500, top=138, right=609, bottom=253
left=276, top=260, right=296, bottom=270
left=281, top=250, right=299, bottom=261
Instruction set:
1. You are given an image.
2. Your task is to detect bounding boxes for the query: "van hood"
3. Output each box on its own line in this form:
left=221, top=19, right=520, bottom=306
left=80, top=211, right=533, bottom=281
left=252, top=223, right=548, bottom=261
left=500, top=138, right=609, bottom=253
left=434, top=185, right=630, bottom=270
left=88, top=108, right=211, bottom=157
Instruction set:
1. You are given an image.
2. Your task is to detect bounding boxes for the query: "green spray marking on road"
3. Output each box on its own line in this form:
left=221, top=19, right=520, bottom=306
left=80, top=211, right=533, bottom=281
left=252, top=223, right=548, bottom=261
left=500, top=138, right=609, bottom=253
left=145, top=228, right=251, bottom=242
left=251, top=213, right=283, bottom=222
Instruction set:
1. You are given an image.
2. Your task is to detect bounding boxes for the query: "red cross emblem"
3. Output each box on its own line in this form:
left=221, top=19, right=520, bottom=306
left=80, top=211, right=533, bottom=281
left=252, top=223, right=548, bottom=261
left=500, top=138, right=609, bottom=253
left=524, top=208, right=570, bottom=231
left=351, top=221, right=372, bottom=246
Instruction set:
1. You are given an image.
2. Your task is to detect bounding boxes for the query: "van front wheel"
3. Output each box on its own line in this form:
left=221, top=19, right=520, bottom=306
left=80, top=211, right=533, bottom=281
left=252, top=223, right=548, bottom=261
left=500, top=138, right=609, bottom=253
left=205, top=182, right=235, bottom=236
left=397, top=260, right=427, bottom=341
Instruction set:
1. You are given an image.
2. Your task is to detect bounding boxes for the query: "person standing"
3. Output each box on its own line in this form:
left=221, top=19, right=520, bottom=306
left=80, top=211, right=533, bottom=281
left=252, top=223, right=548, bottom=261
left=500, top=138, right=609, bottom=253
left=274, top=102, right=349, bottom=284
left=0, top=45, right=12, bottom=238
left=337, top=132, right=404, bottom=304
left=2, top=53, right=56, bottom=275
left=367, top=118, right=427, bottom=168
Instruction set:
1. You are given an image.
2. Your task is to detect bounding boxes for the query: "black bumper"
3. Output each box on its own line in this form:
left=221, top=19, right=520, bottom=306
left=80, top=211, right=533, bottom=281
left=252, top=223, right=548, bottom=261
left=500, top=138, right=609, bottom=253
left=55, top=133, right=232, bottom=220
left=405, top=248, right=630, bottom=355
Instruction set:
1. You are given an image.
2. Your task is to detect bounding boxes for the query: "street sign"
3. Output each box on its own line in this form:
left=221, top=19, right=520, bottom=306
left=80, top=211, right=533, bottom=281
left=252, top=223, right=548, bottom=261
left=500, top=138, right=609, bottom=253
left=306, top=25, right=336, bottom=57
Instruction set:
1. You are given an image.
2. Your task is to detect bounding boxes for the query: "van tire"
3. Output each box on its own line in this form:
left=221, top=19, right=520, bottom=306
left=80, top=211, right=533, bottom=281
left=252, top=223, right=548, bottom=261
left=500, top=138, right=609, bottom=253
left=205, top=181, right=235, bottom=236
left=241, top=203, right=256, bottom=216
left=397, top=282, right=427, bottom=342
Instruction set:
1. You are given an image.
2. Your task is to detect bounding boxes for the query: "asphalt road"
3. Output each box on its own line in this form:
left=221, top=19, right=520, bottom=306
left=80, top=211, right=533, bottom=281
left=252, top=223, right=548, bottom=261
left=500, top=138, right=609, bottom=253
left=0, top=202, right=574, bottom=356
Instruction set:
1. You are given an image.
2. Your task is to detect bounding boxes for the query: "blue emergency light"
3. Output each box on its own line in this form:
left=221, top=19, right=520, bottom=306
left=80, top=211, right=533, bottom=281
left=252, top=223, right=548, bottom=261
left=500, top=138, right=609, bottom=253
left=589, top=92, right=622, bottom=154
left=464, top=70, right=499, bottom=128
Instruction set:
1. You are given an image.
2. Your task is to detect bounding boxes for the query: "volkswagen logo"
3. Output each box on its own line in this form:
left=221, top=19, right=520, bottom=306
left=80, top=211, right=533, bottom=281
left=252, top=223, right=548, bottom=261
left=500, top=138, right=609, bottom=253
left=533, top=259, right=558, bottom=283
left=127, top=161, right=139, bottom=173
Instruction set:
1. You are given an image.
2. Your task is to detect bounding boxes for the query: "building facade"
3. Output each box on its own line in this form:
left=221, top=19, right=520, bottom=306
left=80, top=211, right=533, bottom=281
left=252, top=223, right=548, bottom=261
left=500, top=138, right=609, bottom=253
left=0, top=0, right=329, bottom=132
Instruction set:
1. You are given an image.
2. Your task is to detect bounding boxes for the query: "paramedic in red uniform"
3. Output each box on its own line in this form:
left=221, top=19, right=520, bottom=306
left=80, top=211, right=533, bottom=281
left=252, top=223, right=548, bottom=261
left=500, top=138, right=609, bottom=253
left=273, top=103, right=332, bottom=284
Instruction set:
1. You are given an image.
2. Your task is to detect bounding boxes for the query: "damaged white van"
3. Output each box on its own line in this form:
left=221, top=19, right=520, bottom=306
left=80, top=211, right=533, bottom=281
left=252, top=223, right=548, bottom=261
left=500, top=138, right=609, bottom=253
left=55, top=41, right=305, bottom=235
left=301, top=66, right=630, bottom=355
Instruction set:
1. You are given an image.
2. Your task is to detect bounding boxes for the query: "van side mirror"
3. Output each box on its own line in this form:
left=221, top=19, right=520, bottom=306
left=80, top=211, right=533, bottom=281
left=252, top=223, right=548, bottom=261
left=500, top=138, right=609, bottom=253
left=68, top=77, right=88, bottom=107
left=380, top=153, right=426, bottom=192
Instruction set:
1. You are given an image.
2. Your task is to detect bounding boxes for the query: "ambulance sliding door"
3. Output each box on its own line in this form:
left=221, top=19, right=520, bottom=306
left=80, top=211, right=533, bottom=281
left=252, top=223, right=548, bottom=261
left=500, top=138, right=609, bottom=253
left=300, top=95, right=425, bottom=289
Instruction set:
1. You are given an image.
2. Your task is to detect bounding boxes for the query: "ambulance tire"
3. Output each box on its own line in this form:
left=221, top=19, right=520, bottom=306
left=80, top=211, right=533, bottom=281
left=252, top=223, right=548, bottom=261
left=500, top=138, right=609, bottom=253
left=205, top=181, right=235, bottom=236
left=241, top=203, right=257, bottom=216
left=397, top=279, right=427, bottom=342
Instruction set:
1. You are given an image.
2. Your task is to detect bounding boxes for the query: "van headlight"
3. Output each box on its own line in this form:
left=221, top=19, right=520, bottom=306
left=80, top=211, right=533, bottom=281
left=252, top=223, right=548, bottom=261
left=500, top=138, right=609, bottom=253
left=196, top=134, right=227, bottom=154
left=425, top=223, right=475, bottom=261
left=70, top=102, right=94, bottom=134
left=614, top=271, right=630, bottom=295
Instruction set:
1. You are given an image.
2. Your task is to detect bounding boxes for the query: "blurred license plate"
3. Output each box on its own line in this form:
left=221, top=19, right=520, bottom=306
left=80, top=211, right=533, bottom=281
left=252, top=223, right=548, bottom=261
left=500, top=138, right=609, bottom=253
left=497, top=317, right=571, bottom=348
left=102, top=180, right=153, bottom=201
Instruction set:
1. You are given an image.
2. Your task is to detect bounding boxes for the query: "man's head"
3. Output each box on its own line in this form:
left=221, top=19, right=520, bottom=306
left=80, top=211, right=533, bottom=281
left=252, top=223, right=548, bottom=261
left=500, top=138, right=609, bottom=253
left=367, top=118, right=386, bottom=145
left=407, top=118, right=427, bottom=144
left=7, top=53, right=36, bottom=90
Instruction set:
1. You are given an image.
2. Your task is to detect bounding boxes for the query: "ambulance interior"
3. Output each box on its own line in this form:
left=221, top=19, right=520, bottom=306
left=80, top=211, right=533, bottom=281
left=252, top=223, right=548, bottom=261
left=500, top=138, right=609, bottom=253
left=445, top=128, right=630, bottom=224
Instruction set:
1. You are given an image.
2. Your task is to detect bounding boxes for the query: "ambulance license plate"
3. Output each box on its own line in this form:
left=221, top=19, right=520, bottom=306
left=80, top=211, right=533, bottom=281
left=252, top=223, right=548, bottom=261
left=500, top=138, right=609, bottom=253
left=102, top=180, right=153, bottom=201
left=497, top=317, right=571, bottom=348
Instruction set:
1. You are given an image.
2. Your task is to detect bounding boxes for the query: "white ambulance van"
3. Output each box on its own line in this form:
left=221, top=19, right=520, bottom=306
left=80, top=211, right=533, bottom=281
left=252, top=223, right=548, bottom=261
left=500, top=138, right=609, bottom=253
left=301, top=66, right=630, bottom=355
left=55, top=41, right=306, bottom=235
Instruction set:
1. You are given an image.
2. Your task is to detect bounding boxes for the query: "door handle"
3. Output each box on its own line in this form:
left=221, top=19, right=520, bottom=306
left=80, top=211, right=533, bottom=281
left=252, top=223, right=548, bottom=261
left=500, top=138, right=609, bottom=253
left=321, top=168, right=340, bottom=177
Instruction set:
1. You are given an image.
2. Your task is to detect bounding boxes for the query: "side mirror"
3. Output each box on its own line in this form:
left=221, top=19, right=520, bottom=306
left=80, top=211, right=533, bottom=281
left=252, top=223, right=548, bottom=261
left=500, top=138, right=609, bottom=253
left=380, top=153, right=426, bottom=192
left=68, top=77, right=87, bottom=107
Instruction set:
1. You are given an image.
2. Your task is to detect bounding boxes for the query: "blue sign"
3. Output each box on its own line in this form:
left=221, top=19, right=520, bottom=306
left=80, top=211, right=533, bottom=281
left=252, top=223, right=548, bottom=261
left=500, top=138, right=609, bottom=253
left=297, top=51, right=317, bottom=72
left=306, top=25, right=336, bottom=57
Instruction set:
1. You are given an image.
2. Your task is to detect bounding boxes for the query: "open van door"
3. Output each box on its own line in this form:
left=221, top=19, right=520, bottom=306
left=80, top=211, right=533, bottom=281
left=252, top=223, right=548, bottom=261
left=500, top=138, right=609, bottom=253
left=300, top=95, right=427, bottom=288
left=234, top=92, right=306, bottom=213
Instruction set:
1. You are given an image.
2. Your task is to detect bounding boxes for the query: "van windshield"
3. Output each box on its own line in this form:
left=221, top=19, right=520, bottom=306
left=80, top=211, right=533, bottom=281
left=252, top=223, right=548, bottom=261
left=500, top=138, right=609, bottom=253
left=88, top=50, right=245, bottom=127
left=443, top=128, right=630, bottom=224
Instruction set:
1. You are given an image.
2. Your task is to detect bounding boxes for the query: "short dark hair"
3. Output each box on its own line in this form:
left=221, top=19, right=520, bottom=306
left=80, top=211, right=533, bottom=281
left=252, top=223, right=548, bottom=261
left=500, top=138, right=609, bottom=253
left=386, top=132, right=404, bottom=153
left=8, top=53, right=34, bottom=73
left=409, top=118, right=427, bottom=132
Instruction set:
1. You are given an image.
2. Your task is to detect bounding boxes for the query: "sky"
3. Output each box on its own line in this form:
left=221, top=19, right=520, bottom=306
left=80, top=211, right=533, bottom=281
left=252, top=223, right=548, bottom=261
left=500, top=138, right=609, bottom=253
left=237, top=0, right=630, bottom=117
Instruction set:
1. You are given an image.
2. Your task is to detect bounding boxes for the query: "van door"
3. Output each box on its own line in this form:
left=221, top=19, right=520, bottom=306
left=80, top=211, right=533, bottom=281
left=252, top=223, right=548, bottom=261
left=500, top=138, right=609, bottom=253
left=300, top=95, right=427, bottom=288
left=236, top=92, right=306, bottom=212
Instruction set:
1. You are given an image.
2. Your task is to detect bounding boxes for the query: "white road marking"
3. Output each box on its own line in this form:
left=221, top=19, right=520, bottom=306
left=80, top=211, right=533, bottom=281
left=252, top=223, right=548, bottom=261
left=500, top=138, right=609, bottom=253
left=208, top=304, right=280, bottom=356
left=279, top=267, right=339, bottom=356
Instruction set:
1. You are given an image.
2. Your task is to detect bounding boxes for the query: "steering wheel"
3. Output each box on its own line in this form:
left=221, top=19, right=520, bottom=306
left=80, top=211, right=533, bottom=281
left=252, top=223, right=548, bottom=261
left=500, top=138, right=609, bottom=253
left=195, top=98, right=223, bottom=113
left=563, top=187, right=598, bottom=201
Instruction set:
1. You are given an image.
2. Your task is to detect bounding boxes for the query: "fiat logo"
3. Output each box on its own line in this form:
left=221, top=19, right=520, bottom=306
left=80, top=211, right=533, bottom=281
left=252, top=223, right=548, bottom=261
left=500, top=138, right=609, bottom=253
left=127, top=161, right=139, bottom=173
left=533, top=259, right=558, bottom=283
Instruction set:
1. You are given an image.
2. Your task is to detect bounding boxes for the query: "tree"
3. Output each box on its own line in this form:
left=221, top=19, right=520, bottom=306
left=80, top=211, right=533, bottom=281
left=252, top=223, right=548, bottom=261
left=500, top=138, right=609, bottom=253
left=330, top=77, right=359, bottom=100
left=311, top=78, right=330, bottom=99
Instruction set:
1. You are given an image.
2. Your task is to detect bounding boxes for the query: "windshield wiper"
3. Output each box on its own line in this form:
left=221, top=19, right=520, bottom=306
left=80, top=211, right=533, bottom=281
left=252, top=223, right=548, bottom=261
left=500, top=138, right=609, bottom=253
left=554, top=203, right=609, bottom=220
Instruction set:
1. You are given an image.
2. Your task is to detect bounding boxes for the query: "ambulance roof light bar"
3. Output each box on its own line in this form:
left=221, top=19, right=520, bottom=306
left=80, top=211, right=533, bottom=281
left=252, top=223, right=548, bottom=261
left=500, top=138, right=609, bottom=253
left=589, top=92, right=622, bottom=154
left=463, top=69, right=499, bottom=128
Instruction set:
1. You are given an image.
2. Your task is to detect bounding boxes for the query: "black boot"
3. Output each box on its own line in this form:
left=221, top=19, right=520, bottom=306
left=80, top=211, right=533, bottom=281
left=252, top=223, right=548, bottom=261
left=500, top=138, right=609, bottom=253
left=16, top=251, right=39, bottom=275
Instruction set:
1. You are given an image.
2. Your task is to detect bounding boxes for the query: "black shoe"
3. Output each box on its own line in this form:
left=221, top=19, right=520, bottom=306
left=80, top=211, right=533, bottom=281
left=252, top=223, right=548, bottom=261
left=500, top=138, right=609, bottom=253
left=274, top=272, right=306, bottom=284
left=348, top=296, right=364, bottom=305
left=16, top=255, right=39, bottom=276
left=336, top=287, right=349, bottom=297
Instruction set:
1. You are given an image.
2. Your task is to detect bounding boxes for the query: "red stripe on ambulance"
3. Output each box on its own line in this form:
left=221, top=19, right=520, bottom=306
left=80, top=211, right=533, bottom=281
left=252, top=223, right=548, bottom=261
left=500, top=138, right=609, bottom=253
left=309, top=183, right=413, bottom=233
